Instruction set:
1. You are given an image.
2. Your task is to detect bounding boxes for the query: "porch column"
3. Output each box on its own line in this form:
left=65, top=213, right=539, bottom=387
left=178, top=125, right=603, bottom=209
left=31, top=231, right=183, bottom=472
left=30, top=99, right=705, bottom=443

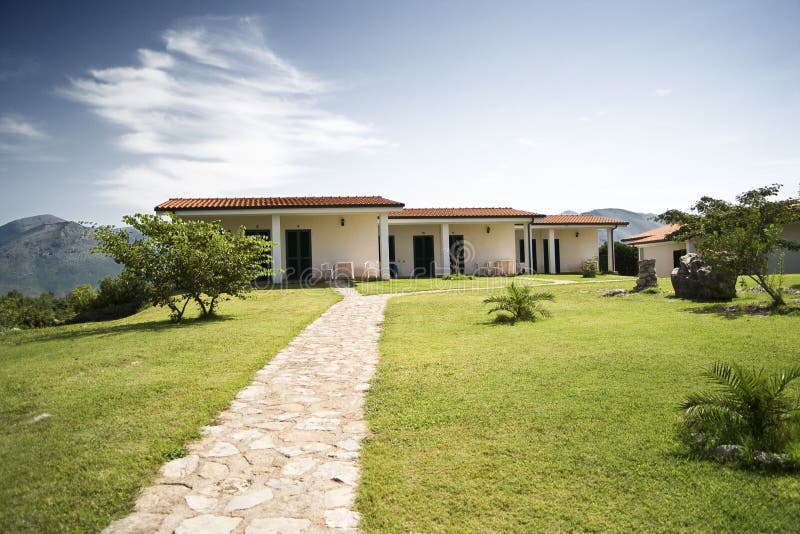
left=607, top=226, right=615, bottom=273
left=440, top=223, right=451, bottom=276
left=687, top=240, right=695, bottom=253
left=548, top=228, right=556, bottom=274
left=272, top=214, right=282, bottom=283
left=526, top=223, right=532, bottom=273
left=639, top=247, right=644, bottom=261
left=379, top=214, right=390, bottom=280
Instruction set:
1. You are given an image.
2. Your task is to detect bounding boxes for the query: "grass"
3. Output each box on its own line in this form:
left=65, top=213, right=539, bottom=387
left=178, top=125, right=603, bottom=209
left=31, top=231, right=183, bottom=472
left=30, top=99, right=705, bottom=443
left=0, top=287, right=340, bottom=533
left=354, top=274, right=633, bottom=295
left=357, top=275, right=800, bottom=532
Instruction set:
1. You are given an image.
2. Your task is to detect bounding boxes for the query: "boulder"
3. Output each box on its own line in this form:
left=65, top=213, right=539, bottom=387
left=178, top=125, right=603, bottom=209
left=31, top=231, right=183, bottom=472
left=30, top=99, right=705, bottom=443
left=670, top=253, right=736, bottom=300
left=632, top=259, right=658, bottom=291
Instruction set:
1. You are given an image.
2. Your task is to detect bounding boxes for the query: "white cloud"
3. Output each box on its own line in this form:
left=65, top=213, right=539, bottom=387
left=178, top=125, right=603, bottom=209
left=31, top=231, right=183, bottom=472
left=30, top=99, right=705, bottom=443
left=516, top=137, right=541, bottom=148
left=0, top=115, right=47, bottom=139
left=577, top=115, right=590, bottom=122
left=59, top=16, right=384, bottom=208
left=653, top=88, right=673, bottom=97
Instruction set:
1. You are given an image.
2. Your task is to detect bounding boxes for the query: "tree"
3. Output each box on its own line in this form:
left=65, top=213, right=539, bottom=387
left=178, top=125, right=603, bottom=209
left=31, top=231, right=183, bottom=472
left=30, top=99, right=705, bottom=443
left=483, top=282, right=554, bottom=323
left=677, top=362, right=800, bottom=457
left=658, top=184, right=799, bottom=307
left=599, top=241, right=639, bottom=275
left=94, top=214, right=272, bottom=322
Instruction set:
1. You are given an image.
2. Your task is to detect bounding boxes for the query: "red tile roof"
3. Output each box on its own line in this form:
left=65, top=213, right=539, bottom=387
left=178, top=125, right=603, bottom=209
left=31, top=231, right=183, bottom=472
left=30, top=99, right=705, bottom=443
left=530, top=215, right=629, bottom=226
left=155, top=196, right=404, bottom=211
left=621, top=224, right=682, bottom=245
left=389, top=208, right=542, bottom=219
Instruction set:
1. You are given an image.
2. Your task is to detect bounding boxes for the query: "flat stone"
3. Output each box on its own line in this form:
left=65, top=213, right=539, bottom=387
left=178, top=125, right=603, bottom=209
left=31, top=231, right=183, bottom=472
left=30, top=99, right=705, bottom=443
left=135, top=484, right=190, bottom=514
left=204, top=442, right=240, bottom=458
left=186, top=494, right=218, bottom=513
left=249, top=436, right=275, bottom=450
left=295, top=417, right=341, bottom=431
left=323, top=487, right=355, bottom=509
left=276, top=446, right=306, bottom=458
left=313, top=462, right=359, bottom=486
left=245, top=517, right=312, bottom=534
left=231, top=429, right=264, bottom=441
left=102, top=512, right=165, bottom=533
left=224, top=488, right=274, bottom=512
left=198, top=461, right=229, bottom=480
left=161, top=454, right=200, bottom=479
left=174, top=514, right=241, bottom=534
left=324, top=508, right=360, bottom=529
left=336, top=439, right=360, bottom=452
left=282, top=458, right=317, bottom=477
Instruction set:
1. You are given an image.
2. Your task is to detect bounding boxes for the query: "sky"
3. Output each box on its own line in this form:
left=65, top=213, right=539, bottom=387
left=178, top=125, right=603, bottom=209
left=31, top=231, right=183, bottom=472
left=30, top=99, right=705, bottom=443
left=1, top=0, right=799, bottom=225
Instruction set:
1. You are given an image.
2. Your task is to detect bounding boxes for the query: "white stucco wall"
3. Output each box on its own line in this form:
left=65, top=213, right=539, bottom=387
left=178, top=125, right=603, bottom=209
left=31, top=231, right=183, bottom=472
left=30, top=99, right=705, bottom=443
left=530, top=228, right=601, bottom=273
left=389, top=221, right=519, bottom=277
left=769, top=222, right=800, bottom=274
left=637, top=242, right=686, bottom=277
left=179, top=212, right=381, bottom=278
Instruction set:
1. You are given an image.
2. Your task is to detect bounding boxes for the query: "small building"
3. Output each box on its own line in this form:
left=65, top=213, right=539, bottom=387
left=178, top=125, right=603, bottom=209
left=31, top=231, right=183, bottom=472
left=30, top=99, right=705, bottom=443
left=621, top=224, right=688, bottom=278
left=155, top=196, right=632, bottom=280
left=529, top=215, right=629, bottom=274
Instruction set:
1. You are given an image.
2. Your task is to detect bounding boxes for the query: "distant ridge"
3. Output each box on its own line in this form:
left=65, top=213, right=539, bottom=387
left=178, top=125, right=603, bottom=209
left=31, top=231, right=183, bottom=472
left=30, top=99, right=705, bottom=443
left=559, top=208, right=662, bottom=242
left=0, top=215, right=123, bottom=296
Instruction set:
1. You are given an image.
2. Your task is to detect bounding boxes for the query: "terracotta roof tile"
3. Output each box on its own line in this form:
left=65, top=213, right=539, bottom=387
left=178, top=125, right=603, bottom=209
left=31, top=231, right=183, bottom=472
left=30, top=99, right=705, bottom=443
left=621, top=224, right=682, bottom=245
left=531, top=214, right=629, bottom=226
left=155, top=196, right=404, bottom=211
left=389, top=207, right=542, bottom=218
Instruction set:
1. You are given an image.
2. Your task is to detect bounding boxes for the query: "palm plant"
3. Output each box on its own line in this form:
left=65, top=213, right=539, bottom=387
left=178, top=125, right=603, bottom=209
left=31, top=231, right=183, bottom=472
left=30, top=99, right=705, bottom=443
left=483, top=282, right=554, bottom=323
left=678, top=362, right=800, bottom=455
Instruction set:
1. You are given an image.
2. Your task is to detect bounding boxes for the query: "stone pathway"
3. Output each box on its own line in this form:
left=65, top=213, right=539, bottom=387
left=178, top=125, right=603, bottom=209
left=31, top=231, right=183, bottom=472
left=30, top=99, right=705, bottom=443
left=104, top=286, right=389, bottom=534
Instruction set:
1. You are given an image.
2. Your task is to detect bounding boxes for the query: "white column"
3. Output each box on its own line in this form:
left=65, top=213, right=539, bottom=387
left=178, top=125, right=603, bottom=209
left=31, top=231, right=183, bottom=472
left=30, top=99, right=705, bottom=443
left=639, top=247, right=644, bottom=261
left=379, top=214, right=390, bottom=280
left=687, top=240, right=695, bottom=253
left=440, top=223, right=450, bottom=276
left=271, top=214, right=282, bottom=283
left=548, top=228, right=556, bottom=274
left=607, top=227, right=615, bottom=273
left=526, top=223, right=532, bottom=273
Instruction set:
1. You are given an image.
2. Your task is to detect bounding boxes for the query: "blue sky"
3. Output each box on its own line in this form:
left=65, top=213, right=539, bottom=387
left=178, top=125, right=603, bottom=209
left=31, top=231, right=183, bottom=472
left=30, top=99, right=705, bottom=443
left=1, top=1, right=798, bottom=225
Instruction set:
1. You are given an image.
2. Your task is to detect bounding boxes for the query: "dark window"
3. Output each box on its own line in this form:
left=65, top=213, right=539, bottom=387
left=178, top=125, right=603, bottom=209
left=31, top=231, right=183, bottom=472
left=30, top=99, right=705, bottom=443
left=519, top=239, right=525, bottom=263
left=389, top=235, right=396, bottom=262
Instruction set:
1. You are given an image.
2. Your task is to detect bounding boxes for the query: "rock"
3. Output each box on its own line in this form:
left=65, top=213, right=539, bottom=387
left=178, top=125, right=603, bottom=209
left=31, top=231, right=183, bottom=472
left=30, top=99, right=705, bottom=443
left=135, top=484, right=190, bottom=514
left=224, top=488, right=274, bottom=512
left=174, top=514, right=241, bottom=534
left=249, top=436, right=276, bottom=450
left=161, top=454, right=200, bottom=479
left=102, top=512, right=165, bottom=533
left=282, top=458, right=317, bottom=477
left=753, top=451, right=791, bottom=466
left=671, top=253, right=737, bottom=300
left=313, top=462, right=359, bottom=486
left=245, top=517, right=311, bottom=534
left=185, top=494, right=218, bottom=513
left=31, top=413, right=52, bottom=423
left=324, top=508, right=360, bottom=529
left=323, top=487, right=355, bottom=508
left=713, top=444, right=742, bottom=459
left=198, top=461, right=229, bottom=480
left=601, top=289, right=628, bottom=297
left=336, top=439, right=360, bottom=452
left=204, top=442, right=240, bottom=458
left=632, top=259, right=658, bottom=292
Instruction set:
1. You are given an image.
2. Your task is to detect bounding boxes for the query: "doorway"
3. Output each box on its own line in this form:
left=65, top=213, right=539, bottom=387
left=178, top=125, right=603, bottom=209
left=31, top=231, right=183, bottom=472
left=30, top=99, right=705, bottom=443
left=413, top=235, right=435, bottom=277
left=449, top=234, right=465, bottom=274
left=285, top=229, right=312, bottom=281
left=543, top=238, right=561, bottom=274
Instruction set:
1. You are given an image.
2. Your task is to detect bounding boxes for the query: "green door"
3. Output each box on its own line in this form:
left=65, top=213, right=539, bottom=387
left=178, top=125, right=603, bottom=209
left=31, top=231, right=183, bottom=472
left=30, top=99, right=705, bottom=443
left=245, top=229, right=272, bottom=283
left=413, top=235, right=435, bottom=277
left=449, top=235, right=465, bottom=274
left=285, top=229, right=312, bottom=281
left=543, top=239, right=560, bottom=274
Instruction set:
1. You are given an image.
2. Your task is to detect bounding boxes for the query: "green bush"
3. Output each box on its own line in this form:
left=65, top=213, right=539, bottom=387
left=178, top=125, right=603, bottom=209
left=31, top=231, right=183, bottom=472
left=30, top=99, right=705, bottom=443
left=0, top=291, right=73, bottom=329
left=483, top=282, right=554, bottom=323
left=677, top=361, right=800, bottom=461
left=600, top=241, right=639, bottom=275
left=581, top=257, right=599, bottom=278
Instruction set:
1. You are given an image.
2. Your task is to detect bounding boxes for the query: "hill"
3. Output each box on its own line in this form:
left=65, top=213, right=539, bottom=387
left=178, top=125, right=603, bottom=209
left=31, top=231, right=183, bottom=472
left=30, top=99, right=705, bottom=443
left=583, top=208, right=661, bottom=241
left=0, top=215, right=123, bottom=296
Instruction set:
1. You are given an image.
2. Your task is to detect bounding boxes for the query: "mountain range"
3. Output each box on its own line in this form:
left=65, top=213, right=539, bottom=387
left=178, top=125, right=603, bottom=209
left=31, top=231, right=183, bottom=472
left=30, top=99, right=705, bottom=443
left=0, top=215, right=125, bottom=296
left=0, top=209, right=664, bottom=296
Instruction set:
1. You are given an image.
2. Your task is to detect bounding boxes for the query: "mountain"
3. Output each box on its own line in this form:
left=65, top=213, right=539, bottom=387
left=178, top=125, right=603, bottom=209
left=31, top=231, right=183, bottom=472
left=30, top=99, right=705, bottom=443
left=0, top=215, right=124, bottom=296
left=583, top=208, right=662, bottom=242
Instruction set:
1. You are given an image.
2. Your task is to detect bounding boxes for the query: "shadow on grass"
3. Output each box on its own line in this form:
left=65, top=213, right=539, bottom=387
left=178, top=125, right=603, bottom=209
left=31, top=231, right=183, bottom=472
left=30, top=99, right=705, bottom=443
left=5, top=314, right=235, bottom=345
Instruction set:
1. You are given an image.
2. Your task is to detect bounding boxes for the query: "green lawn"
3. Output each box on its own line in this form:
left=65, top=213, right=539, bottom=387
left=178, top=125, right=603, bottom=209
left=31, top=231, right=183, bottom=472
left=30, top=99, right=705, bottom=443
left=354, top=274, right=633, bottom=295
left=357, top=276, right=800, bottom=532
left=0, top=288, right=340, bottom=533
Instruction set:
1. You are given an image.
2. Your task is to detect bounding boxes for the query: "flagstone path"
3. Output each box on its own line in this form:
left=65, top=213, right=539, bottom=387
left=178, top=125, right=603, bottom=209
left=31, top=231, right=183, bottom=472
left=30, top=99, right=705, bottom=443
left=104, top=285, right=390, bottom=534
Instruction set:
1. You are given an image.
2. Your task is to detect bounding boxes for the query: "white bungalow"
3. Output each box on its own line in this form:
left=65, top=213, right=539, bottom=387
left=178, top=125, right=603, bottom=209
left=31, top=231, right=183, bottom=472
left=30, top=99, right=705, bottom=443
left=529, top=215, right=629, bottom=274
left=155, top=196, right=632, bottom=280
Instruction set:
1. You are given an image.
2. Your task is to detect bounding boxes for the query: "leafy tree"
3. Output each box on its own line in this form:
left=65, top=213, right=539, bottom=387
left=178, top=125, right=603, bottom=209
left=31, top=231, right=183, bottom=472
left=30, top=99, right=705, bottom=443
left=484, top=282, right=554, bottom=323
left=677, top=362, right=800, bottom=457
left=658, top=184, right=799, bottom=306
left=94, top=214, right=272, bottom=322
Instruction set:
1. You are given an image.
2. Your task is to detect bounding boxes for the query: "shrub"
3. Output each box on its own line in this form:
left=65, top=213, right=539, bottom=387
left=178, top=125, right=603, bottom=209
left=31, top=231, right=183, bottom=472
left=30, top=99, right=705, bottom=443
left=483, top=282, right=554, bottom=323
left=599, top=241, right=638, bottom=275
left=443, top=273, right=473, bottom=280
left=0, top=291, right=73, bottom=329
left=73, top=272, right=148, bottom=321
left=581, top=257, right=599, bottom=278
left=676, top=362, right=800, bottom=460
